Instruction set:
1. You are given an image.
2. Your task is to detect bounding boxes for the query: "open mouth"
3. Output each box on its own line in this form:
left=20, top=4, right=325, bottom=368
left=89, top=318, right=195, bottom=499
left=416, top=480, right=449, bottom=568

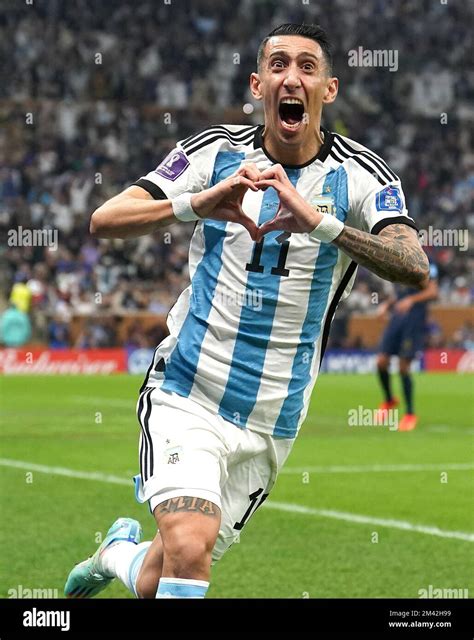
left=278, top=97, right=305, bottom=130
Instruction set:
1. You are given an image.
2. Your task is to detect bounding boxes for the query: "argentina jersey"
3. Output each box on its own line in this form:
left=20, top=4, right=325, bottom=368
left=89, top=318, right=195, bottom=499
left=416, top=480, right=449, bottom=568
left=133, top=124, right=418, bottom=439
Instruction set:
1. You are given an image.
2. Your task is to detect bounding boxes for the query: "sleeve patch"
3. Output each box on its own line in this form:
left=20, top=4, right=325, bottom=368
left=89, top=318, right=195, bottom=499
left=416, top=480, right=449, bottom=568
left=155, top=149, right=190, bottom=181
left=375, top=185, right=403, bottom=212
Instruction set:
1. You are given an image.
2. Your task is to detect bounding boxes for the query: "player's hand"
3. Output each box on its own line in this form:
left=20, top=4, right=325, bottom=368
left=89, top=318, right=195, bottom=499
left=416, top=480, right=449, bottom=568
left=191, top=164, right=263, bottom=241
left=254, top=165, right=322, bottom=240
left=394, top=297, right=414, bottom=315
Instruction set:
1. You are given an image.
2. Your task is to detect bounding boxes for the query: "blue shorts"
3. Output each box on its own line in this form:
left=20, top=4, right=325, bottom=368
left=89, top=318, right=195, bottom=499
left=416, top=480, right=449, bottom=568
left=379, top=313, right=425, bottom=359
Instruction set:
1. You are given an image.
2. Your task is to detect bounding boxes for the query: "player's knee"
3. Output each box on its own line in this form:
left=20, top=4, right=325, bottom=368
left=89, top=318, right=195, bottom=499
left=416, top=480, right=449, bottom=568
left=399, top=363, right=410, bottom=375
left=165, top=536, right=213, bottom=577
left=377, top=354, right=389, bottom=369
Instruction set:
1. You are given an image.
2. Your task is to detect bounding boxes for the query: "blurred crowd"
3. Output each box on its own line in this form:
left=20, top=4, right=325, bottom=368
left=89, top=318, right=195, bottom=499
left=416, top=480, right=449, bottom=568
left=1, top=0, right=473, bottom=348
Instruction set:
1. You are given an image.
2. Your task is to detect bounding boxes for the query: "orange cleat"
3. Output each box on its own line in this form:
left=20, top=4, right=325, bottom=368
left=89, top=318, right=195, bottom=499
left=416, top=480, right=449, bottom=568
left=398, top=414, right=418, bottom=432
left=374, top=398, right=399, bottom=424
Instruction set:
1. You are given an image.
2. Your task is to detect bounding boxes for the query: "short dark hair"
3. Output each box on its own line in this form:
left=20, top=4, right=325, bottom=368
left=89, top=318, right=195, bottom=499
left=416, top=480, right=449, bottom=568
left=257, top=23, right=333, bottom=74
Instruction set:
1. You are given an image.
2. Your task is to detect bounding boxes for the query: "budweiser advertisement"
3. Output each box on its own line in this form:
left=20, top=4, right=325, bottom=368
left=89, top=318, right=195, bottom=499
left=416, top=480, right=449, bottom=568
left=0, top=349, right=127, bottom=375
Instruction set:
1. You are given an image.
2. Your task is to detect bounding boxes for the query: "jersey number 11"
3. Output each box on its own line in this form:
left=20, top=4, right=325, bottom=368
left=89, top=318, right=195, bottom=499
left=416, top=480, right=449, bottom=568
left=245, top=235, right=290, bottom=277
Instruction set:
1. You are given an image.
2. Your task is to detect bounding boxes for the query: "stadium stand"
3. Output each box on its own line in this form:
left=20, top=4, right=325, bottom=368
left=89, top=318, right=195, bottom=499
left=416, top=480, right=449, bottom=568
left=1, top=0, right=472, bottom=348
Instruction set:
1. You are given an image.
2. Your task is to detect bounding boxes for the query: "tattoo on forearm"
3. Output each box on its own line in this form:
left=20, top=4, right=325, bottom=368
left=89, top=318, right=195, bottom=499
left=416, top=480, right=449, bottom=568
left=333, top=224, right=429, bottom=286
left=156, top=496, right=220, bottom=517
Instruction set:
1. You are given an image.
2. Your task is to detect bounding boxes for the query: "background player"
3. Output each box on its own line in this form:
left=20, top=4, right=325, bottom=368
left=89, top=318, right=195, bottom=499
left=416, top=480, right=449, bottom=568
left=64, top=23, right=430, bottom=600
left=375, top=262, right=439, bottom=431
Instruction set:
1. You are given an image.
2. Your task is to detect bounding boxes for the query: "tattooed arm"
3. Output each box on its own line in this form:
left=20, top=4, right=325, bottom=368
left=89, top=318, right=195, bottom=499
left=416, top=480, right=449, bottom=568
left=252, top=166, right=429, bottom=288
left=333, top=224, right=429, bottom=288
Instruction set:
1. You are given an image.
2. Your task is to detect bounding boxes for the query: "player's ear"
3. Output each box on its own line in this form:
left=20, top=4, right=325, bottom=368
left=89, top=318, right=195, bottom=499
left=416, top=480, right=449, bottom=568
left=322, top=76, right=338, bottom=105
left=250, top=72, right=263, bottom=101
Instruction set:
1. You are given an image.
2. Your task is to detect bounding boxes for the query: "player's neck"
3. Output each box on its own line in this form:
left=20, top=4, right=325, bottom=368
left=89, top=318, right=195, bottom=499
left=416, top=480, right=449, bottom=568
left=262, top=127, right=325, bottom=167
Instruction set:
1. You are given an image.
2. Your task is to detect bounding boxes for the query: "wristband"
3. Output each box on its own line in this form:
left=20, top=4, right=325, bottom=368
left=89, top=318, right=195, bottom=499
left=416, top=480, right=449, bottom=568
left=171, top=192, right=201, bottom=222
left=309, top=214, right=344, bottom=243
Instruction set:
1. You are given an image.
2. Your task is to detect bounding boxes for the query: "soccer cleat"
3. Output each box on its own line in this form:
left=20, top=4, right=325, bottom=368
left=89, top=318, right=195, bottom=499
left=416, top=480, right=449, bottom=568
left=374, top=397, right=399, bottom=424
left=64, top=517, right=142, bottom=598
left=398, top=413, right=418, bottom=432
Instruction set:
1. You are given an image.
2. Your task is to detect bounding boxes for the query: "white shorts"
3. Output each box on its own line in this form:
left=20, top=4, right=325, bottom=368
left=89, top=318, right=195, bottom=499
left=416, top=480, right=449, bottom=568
left=133, top=385, right=294, bottom=562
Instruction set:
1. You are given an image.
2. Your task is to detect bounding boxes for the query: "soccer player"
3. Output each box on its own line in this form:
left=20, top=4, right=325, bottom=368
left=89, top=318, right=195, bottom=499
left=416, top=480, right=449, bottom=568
left=375, top=262, right=439, bottom=431
left=65, top=23, right=429, bottom=599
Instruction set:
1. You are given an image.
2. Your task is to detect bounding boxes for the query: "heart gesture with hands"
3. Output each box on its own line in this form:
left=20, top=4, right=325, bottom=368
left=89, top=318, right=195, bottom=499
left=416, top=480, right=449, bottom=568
left=190, top=163, right=323, bottom=241
left=190, top=164, right=263, bottom=241
left=253, top=164, right=323, bottom=241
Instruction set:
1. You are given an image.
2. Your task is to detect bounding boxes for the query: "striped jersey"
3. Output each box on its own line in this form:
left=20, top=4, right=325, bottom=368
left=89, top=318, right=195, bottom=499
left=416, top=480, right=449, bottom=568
left=135, top=124, right=417, bottom=439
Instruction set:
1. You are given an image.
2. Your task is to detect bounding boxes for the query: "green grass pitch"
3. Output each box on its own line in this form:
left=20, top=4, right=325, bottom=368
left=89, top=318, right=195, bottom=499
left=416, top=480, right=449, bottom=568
left=0, top=373, right=473, bottom=598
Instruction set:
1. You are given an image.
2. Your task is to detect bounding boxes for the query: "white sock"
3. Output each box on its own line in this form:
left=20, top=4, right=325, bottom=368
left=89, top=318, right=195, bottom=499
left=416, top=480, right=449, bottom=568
left=156, top=577, right=209, bottom=598
left=100, top=541, right=151, bottom=597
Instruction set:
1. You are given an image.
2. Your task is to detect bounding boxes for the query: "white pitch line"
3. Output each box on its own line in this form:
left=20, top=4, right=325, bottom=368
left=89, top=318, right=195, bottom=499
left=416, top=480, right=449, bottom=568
left=280, top=462, right=474, bottom=474
left=0, top=458, right=472, bottom=543
left=68, top=402, right=474, bottom=434
left=264, top=502, right=474, bottom=543
left=69, top=400, right=474, bottom=433
left=0, top=458, right=131, bottom=486
left=71, top=396, right=134, bottom=408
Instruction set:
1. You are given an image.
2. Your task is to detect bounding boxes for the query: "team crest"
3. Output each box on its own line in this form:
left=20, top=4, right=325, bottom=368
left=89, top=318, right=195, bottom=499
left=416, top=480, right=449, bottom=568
left=376, top=185, right=403, bottom=212
left=311, top=195, right=336, bottom=216
left=163, top=445, right=183, bottom=465
left=168, top=452, right=180, bottom=465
